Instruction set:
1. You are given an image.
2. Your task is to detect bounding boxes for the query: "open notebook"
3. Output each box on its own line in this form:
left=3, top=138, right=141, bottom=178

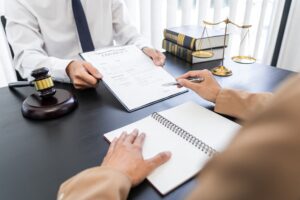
left=80, top=45, right=187, bottom=112
left=104, top=102, right=241, bottom=195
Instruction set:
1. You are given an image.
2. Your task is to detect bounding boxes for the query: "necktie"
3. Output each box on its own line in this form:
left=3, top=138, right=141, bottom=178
left=72, top=0, right=95, bottom=52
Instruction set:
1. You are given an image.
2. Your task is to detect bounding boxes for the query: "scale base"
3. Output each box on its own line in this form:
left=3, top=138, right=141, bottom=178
left=211, top=65, right=232, bottom=77
left=22, top=89, right=77, bottom=120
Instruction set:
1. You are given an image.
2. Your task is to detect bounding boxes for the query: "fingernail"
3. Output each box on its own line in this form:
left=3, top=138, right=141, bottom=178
left=165, top=151, right=172, bottom=157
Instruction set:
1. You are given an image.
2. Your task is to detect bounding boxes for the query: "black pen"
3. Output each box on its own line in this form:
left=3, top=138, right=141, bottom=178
left=162, top=77, right=205, bottom=87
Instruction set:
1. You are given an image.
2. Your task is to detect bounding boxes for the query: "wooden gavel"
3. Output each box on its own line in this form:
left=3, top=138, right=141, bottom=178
left=9, top=67, right=56, bottom=98
left=9, top=67, right=78, bottom=120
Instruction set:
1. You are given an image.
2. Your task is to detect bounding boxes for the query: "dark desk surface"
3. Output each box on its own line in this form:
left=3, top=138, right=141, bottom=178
left=0, top=54, right=293, bottom=200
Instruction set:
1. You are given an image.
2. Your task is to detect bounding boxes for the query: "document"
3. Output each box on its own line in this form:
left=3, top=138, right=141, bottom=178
left=81, top=45, right=187, bottom=111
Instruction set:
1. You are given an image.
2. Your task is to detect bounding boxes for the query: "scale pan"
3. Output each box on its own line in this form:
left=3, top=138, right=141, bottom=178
left=192, top=51, right=214, bottom=58
left=232, top=56, right=256, bottom=64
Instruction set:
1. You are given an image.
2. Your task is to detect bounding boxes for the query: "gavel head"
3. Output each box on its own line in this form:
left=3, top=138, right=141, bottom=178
left=31, top=67, right=56, bottom=98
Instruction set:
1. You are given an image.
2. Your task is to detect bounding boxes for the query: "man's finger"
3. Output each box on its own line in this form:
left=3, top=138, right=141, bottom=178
left=84, top=63, right=103, bottom=79
left=176, top=71, right=196, bottom=80
left=146, top=151, right=172, bottom=171
left=144, top=48, right=155, bottom=57
left=152, top=53, right=161, bottom=63
left=73, top=78, right=94, bottom=89
left=176, top=70, right=207, bottom=81
left=116, top=132, right=128, bottom=145
left=177, top=79, right=200, bottom=91
left=79, top=70, right=99, bottom=87
left=124, top=129, right=139, bottom=144
left=154, top=60, right=164, bottom=66
left=144, top=48, right=164, bottom=66
left=133, top=132, right=146, bottom=147
left=154, top=53, right=166, bottom=66
left=107, top=137, right=118, bottom=155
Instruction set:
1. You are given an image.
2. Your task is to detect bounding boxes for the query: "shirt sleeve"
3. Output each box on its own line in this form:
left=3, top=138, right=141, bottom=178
left=186, top=75, right=300, bottom=200
left=111, top=0, right=152, bottom=49
left=5, top=0, right=72, bottom=82
left=214, top=89, right=273, bottom=121
left=57, top=167, right=132, bottom=200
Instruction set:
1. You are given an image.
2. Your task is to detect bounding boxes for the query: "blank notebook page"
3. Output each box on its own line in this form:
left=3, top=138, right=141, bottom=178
left=104, top=102, right=240, bottom=195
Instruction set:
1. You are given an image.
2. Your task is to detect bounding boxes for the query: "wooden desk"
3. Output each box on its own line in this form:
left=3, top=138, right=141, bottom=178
left=0, top=54, right=293, bottom=200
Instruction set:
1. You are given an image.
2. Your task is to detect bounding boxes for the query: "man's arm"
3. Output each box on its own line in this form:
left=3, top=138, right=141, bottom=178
left=214, top=88, right=273, bottom=121
left=186, top=74, right=300, bottom=200
left=5, top=0, right=71, bottom=81
left=5, top=0, right=102, bottom=88
left=57, top=130, right=171, bottom=200
left=58, top=167, right=132, bottom=200
left=177, top=70, right=273, bottom=121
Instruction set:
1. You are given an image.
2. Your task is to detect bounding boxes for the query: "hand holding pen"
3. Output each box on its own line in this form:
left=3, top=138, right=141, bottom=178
left=174, top=70, right=222, bottom=103
left=163, top=77, right=205, bottom=87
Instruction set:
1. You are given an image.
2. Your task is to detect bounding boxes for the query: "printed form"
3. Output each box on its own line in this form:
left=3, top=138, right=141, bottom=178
left=81, top=45, right=187, bottom=111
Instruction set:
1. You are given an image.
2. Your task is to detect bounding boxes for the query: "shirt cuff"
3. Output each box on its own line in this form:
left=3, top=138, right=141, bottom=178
left=58, top=166, right=132, bottom=200
left=132, top=36, right=153, bottom=50
left=48, top=57, right=73, bottom=83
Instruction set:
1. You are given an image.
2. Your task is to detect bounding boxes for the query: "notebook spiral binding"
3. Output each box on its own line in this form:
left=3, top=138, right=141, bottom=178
left=152, top=112, right=217, bottom=157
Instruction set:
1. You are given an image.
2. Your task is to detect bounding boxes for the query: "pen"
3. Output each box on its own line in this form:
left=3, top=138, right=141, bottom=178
left=163, top=77, right=205, bottom=87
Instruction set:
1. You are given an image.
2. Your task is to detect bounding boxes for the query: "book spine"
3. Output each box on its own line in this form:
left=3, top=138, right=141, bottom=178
left=164, top=29, right=196, bottom=50
left=162, top=39, right=194, bottom=63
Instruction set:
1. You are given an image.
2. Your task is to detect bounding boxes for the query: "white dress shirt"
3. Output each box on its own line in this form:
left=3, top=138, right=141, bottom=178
left=5, top=0, right=150, bottom=82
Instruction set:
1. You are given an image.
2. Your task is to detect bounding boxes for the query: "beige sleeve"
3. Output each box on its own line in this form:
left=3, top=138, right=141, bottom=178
left=57, top=167, right=132, bottom=200
left=186, top=75, right=300, bottom=200
left=214, top=89, right=273, bottom=121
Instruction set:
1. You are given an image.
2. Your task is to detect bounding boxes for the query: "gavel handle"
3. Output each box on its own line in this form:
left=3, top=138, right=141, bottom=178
left=8, top=81, right=34, bottom=88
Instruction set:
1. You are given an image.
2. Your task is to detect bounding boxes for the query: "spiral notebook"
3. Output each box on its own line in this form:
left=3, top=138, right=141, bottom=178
left=104, top=102, right=240, bottom=195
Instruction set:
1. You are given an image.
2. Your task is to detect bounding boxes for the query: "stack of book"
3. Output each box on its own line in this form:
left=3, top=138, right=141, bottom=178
left=162, top=26, right=229, bottom=64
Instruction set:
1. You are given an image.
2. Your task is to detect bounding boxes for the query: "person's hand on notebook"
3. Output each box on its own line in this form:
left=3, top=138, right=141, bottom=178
left=101, top=129, right=172, bottom=186
left=66, top=60, right=103, bottom=89
left=142, top=47, right=166, bottom=66
left=177, top=70, right=221, bottom=103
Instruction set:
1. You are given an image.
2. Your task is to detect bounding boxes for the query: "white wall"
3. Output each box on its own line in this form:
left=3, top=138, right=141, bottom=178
left=277, top=0, right=300, bottom=72
left=0, top=0, right=4, bottom=15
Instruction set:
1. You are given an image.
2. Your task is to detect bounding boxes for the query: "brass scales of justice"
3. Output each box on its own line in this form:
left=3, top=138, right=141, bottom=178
left=192, top=18, right=256, bottom=77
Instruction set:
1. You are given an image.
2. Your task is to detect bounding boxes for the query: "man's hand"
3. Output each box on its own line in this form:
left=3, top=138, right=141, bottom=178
left=142, top=47, right=166, bottom=66
left=177, top=70, right=222, bottom=103
left=66, top=61, right=102, bottom=89
left=101, top=129, right=171, bottom=186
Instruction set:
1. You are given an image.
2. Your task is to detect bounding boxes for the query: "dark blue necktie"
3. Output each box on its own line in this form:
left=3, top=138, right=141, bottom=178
left=72, top=0, right=95, bottom=52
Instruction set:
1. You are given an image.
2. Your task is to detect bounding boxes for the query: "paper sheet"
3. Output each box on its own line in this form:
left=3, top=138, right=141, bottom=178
left=81, top=45, right=187, bottom=111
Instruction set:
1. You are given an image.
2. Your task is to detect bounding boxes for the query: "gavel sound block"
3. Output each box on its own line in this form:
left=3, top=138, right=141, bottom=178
left=9, top=68, right=78, bottom=120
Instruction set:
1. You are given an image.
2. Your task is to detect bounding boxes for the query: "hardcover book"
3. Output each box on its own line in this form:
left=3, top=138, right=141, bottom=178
left=164, top=25, right=229, bottom=51
left=163, top=39, right=225, bottom=64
